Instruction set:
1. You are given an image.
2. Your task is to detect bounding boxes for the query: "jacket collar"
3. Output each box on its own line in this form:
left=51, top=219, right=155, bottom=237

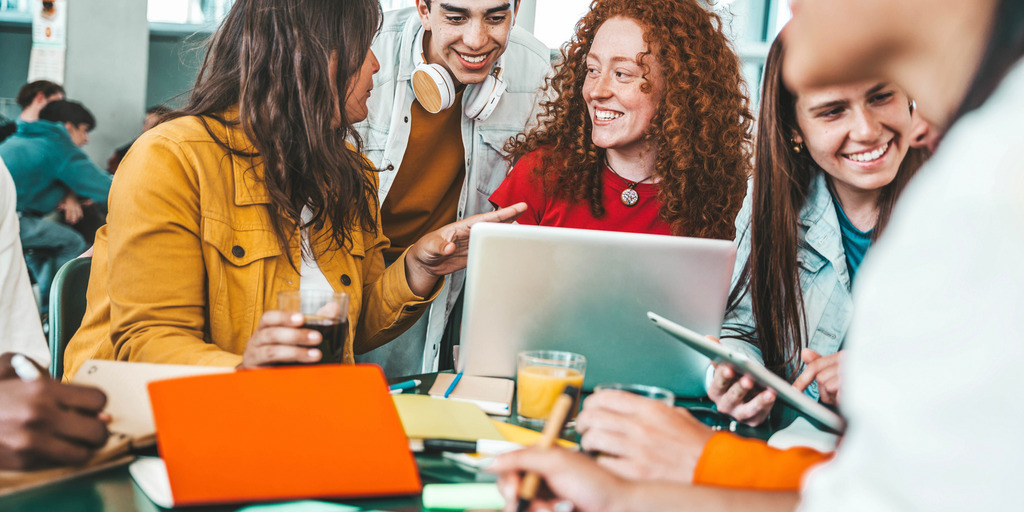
left=218, top=108, right=271, bottom=206
left=800, top=170, right=852, bottom=287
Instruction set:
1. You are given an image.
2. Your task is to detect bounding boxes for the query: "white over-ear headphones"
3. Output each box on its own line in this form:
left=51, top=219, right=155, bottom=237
left=411, top=26, right=509, bottom=122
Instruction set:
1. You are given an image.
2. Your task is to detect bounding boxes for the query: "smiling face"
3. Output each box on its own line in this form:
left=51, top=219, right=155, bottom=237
left=792, top=81, right=913, bottom=198
left=417, top=0, right=517, bottom=87
left=344, top=48, right=380, bottom=124
left=582, top=16, right=664, bottom=157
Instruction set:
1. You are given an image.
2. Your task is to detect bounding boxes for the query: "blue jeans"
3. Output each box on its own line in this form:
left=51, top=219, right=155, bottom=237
left=19, top=214, right=88, bottom=314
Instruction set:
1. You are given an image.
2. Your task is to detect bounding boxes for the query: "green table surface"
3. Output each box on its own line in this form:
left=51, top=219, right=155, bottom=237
left=0, top=372, right=765, bottom=511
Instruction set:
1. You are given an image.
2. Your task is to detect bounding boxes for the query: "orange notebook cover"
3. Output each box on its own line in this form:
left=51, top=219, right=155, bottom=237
left=147, top=364, right=420, bottom=506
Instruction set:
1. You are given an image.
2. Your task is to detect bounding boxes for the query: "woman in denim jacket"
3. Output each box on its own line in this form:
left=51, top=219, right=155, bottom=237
left=709, top=38, right=932, bottom=427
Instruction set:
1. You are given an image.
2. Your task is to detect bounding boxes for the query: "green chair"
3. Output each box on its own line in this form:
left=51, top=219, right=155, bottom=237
left=47, top=257, right=92, bottom=379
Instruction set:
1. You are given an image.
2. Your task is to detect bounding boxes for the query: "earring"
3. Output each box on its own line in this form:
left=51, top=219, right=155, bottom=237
left=790, top=139, right=803, bottom=154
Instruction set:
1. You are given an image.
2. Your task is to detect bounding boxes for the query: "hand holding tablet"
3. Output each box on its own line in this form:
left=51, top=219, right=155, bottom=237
left=647, top=311, right=846, bottom=434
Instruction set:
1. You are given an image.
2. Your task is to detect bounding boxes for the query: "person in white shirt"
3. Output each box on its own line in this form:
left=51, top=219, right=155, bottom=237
left=0, top=157, right=49, bottom=366
left=489, top=0, right=1024, bottom=510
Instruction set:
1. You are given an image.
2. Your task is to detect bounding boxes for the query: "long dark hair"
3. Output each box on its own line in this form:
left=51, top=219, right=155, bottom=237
left=727, top=38, right=928, bottom=379
left=167, top=0, right=383, bottom=258
left=505, top=0, right=753, bottom=240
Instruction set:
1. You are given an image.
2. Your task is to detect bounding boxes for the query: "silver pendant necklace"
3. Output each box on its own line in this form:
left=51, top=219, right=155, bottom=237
left=606, top=160, right=654, bottom=207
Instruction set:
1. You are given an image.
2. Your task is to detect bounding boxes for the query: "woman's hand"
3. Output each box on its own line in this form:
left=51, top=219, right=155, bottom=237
left=403, top=202, right=527, bottom=297
left=239, top=311, right=323, bottom=368
left=575, top=390, right=714, bottom=483
left=705, top=337, right=776, bottom=426
left=792, top=349, right=842, bottom=405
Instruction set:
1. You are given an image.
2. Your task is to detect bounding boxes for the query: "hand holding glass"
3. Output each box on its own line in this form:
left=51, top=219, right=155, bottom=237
left=276, top=290, right=350, bottom=364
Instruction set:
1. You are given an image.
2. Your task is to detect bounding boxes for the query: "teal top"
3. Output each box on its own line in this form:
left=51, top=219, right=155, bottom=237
left=0, top=120, right=112, bottom=215
left=831, top=193, right=874, bottom=279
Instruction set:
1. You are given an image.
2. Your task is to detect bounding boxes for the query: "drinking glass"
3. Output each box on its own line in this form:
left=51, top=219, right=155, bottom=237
left=516, top=350, right=586, bottom=430
left=277, top=290, right=350, bottom=364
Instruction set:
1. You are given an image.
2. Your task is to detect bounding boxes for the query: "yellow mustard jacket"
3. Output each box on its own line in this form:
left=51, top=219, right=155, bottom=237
left=64, top=113, right=438, bottom=379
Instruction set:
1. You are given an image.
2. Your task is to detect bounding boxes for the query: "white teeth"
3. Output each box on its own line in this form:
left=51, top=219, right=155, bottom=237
left=596, top=111, right=623, bottom=121
left=459, top=53, right=486, bottom=63
left=846, top=142, right=889, bottom=162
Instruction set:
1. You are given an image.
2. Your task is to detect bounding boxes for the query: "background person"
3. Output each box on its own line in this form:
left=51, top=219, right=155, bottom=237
left=353, top=0, right=552, bottom=377
left=709, top=37, right=929, bottom=427
left=0, top=81, right=65, bottom=144
left=490, top=0, right=752, bottom=240
left=62, top=0, right=525, bottom=379
left=0, top=99, right=112, bottom=315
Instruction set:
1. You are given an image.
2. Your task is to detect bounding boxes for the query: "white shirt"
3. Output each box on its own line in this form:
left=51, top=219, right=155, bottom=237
left=0, top=157, right=49, bottom=366
left=799, top=60, right=1024, bottom=510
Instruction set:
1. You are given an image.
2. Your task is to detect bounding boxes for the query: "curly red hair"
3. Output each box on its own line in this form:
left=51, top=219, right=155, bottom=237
left=506, top=0, right=753, bottom=239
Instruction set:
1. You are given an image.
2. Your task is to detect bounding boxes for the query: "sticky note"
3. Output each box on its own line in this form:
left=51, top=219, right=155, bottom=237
left=421, top=483, right=505, bottom=510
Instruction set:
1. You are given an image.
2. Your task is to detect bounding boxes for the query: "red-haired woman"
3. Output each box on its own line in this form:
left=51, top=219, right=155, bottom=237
left=489, top=0, right=752, bottom=240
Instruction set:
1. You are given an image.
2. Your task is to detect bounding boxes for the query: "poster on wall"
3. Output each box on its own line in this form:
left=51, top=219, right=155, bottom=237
left=27, top=0, right=68, bottom=83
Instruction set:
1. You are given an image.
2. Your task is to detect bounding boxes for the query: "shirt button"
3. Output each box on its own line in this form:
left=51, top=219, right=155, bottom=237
left=340, top=274, right=352, bottom=286
left=385, top=164, right=395, bottom=171
left=404, top=116, right=409, bottom=123
left=232, top=245, right=245, bottom=258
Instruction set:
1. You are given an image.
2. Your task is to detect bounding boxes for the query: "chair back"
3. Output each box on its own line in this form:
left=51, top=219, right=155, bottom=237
left=48, top=257, right=92, bottom=379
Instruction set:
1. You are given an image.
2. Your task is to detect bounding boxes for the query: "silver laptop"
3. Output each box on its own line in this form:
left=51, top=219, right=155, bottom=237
left=457, top=223, right=736, bottom=398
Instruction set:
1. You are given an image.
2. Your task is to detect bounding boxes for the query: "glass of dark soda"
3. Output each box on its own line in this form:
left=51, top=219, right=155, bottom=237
left=277, top=290, right=350, bottom=364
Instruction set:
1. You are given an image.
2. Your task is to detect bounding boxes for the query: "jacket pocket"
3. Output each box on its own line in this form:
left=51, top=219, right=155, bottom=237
left=474, top=126, right=520, bottom=197
left=201, top=217, right=284, bottom=346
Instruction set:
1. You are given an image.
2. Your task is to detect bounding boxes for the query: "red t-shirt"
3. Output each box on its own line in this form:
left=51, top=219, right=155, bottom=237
left=489, top=149, right=672, bottom=235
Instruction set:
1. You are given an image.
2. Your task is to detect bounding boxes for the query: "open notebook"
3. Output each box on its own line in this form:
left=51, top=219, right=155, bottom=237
left=0, top=360, right=231, bottom=497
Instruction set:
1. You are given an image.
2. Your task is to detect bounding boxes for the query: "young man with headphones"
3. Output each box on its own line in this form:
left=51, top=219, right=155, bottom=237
left=354, top=0, right=551, bottom=376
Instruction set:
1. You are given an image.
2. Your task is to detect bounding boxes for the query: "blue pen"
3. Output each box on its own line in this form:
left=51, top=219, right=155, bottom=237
left=389, top=379, right=422, bottom=394
left=443, top=372, right=463, bottom=398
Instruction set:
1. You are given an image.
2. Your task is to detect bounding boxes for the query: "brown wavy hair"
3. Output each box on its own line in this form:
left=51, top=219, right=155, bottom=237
left=725, top=37, right=929, bottom=379
left=505, top=0, right=753, bottom=239
left=167, top=0, right=382, bottom=259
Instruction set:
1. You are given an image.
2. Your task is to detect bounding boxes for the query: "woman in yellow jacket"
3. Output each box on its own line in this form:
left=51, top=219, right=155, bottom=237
left=62, top=0, right=525, bottom=378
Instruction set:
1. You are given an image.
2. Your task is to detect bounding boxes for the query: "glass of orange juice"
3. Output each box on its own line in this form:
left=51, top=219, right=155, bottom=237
left=516, top=350, right=586, bottom=430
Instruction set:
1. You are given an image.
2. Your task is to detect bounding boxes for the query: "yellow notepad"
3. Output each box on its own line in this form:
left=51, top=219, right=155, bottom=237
left=392, top=395, right=505, bottom=442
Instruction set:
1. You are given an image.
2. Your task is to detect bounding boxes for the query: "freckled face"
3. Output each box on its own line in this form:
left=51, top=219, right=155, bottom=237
left=582, top=16, right=664, bottom=154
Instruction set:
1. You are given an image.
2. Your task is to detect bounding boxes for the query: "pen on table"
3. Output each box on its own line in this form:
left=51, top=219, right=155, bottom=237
left=11, top=353, right=42, bottom=381
left=443, top=372, right=463, bottom=398
left=411, top=438, right=524, bottom=455
left=516, top=385, right=578, bottom=512
left=389, top=379, right=422, bottom=394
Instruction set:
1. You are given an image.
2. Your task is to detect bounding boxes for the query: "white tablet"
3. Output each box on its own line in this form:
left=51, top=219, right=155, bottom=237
left=647, top=311, right=846, bottom=434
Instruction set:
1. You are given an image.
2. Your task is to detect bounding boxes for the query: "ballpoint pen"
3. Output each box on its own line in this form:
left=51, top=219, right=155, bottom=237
left=11, top=353, right=42, bottom=381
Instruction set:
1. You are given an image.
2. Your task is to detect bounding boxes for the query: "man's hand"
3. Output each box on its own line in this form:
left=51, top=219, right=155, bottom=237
left=0, top=354, right=110, bottom=470
left=403, top=202, right=527, bottom=296
left=57, top=194, right=84, bottom=225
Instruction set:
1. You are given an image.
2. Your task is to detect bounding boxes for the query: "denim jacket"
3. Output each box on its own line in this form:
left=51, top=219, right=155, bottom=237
left=353, top=8, right=552, bottom=372
left=720, top=173, right=853, bottom=402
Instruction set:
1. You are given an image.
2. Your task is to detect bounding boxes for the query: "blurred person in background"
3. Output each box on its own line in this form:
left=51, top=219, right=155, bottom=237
left=0, top=81, right=65, bottom=144
left=0, top=100, right=111, bottom=315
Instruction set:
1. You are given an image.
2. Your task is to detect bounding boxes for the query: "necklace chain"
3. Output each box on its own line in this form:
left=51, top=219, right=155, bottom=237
left=606, top=160, right=654, bottom=207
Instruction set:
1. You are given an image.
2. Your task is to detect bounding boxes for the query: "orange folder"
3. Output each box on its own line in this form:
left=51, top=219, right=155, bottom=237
left=147, top=364, right=421, bottom=506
